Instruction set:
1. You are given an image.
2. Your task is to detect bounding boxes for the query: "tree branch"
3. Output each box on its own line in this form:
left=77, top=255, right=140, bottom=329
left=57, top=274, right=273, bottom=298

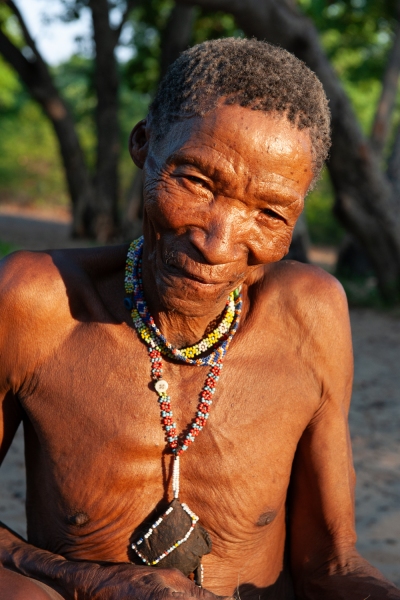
left=387, top=121, right=400, bottom=187
left=370, top=20, right=400, bottom=158
left=177, top=0, right=400, bottom=298
left=0, top=5, right=95, bottom=237
left=113, top=0, right=140, bottom=46
left=6, top=0, right=42, bottom=61
left=160, top=3, right=196, bottom=79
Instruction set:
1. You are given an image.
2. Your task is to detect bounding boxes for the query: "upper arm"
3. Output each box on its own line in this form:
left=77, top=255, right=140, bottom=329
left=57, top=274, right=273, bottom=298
left=0, top=252, right=26, bottom=463
left=288, top=272, right=356, bottom=581
left=0, top=250, right=63, bottom=464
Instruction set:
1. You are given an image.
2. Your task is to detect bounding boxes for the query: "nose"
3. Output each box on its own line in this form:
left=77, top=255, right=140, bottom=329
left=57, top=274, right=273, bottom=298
left=189, top=204, right=246, bottom=266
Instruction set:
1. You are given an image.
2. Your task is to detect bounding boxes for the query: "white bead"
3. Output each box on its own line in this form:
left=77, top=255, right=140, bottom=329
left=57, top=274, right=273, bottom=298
left=155, top=379, right=169, bottom=393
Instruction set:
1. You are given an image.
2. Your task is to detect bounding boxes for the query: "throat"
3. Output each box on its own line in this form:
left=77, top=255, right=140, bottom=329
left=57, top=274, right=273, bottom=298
left=156, top=311, right=225, bottom=349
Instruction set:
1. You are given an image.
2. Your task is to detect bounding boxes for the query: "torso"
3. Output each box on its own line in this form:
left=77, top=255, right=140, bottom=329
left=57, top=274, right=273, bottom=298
left=5, top=245, right=325, bottom=598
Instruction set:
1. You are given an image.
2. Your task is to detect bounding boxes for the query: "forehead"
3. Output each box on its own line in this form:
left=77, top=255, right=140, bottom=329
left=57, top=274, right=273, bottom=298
left=151, top=104, right=313, bottom=192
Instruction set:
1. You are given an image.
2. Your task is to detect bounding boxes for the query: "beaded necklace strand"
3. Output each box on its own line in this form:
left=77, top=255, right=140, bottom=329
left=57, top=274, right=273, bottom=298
left=124, top=236, right=242, bottom=577
left=124, top=236, right=242, bottom=458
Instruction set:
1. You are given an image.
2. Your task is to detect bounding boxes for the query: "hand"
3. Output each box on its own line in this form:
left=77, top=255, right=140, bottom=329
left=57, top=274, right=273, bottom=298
left=88, top=564, right=233, bottom=600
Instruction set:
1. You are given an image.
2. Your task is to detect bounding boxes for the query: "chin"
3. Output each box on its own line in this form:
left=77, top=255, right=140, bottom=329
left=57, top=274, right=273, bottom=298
left=155, top=273, right=233, bottom=317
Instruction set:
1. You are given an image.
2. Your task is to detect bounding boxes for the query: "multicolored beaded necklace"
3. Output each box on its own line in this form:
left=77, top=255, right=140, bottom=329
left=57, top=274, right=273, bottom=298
left=124, top=236, right=242, bottom=584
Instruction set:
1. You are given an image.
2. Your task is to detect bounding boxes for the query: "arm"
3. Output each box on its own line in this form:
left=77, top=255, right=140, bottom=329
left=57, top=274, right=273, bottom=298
left=0, top=252, right=228, bottom=600
left=289, top=276, right=400, bottom=599
left=1, top=523, right=227, bottom=600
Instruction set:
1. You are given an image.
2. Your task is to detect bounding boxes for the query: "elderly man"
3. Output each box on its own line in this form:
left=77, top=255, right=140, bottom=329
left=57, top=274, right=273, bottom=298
left=0, top=38, right=399, bottom=600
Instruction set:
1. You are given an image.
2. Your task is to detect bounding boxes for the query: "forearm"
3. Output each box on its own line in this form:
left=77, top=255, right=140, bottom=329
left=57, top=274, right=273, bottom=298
left=296, top=552, right=400, bottom=599
left=0, top=521, right=116, bottom=599
left=0, top=521, right=222, bottom=600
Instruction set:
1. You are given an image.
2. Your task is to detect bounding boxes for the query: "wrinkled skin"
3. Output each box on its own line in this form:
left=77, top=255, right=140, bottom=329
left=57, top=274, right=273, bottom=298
left=0, top=104, right=399, bottom=600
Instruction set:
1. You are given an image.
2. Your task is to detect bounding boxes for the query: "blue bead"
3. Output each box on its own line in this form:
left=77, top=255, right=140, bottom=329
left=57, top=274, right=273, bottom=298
left=124, top=297, right=134, bottom=310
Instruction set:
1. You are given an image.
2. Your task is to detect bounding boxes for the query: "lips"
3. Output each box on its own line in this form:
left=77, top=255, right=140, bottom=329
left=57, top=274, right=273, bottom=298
left=162, top=252, right=237, bottom=286
left=166, top=263, right=227, bottom=286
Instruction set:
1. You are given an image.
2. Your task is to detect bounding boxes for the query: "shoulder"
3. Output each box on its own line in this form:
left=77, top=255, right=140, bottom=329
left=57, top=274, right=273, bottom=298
left=254, top=260, right=352, bottom=392
left=0, top=243, right=128, bottom=301
left=261, top=259, right=349, bottom=324
left=267, top=260, right=353, bottom=406
left=0, top=244, right=129, bottom=330
left=0, top=250, right=64, bottom=315
left=0, top=245, right=129, bottom=381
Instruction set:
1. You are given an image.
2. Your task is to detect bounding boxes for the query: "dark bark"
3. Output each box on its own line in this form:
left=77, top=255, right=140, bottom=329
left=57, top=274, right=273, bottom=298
left=371, top=16, right=400, bottom=157
left=336, top=19, right=400, bottom=279
left=285, top=214, right=310, bottom=263
left=88, top=0, right=124, bottom=241
left=176, top=0, right=400, bottom=301
left=88, top=0, right=141, bottom=241
left=160, top=3, right=196, bottom=79
left=1, top=0, right=141, bottom=241
left=0, top=1, right=95, bottom=237
left=387, top=121, right=400, bottom=192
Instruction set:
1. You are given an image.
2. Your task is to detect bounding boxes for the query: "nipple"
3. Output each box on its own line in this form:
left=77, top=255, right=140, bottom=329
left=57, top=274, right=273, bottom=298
left=256, top=510, right=277, bottom=527
left=66, top=512, right=90, bottom=527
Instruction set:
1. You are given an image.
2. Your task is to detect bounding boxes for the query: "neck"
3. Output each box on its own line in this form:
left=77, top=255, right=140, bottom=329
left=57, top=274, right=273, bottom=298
left=154, top=308, right=225, bottom=349
left=139, top=264, right=230, bottom=349
left=142, top=273, right=229, bottom=348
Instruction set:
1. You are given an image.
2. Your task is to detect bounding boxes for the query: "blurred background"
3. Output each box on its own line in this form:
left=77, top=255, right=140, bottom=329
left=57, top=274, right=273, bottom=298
left=0, top=0, right=399, bottom=586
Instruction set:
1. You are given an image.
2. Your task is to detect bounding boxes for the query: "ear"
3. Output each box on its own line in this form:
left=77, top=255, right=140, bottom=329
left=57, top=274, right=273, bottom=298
left=129, top=119, right=149, bottom=168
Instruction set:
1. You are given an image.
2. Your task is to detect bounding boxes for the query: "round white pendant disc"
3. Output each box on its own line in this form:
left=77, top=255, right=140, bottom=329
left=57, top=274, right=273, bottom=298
left=155, top=379, right=169, bottom=393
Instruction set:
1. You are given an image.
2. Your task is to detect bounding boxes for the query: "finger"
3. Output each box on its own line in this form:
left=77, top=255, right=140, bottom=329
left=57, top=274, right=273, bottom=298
left=172, top=584, right=235, bottom=600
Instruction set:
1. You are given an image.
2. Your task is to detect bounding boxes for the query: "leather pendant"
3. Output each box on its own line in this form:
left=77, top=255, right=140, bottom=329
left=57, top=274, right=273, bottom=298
left=130, top=498, right=212, bottom=579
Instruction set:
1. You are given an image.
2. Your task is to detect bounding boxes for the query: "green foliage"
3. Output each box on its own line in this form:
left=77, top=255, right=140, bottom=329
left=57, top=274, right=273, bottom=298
left=191, top=10, right=242, bottom=44
left=123, top=0, right=172, bottom=94
left=299, top=0, right=398, bottom=134
left=0, top=240, right=17, bottom=258
left=305, top=169, right=345, bottom=245
left=298, top=0, right=400, bottom=241
left=124, top=0, right=243, bottom=94
left=0, top=56, right=21, bottom=108
left=52, top=55, right=98, bottom=169
left=1, top=0, right=399, bottom=251
left=0, top=57, right=68, bottom=207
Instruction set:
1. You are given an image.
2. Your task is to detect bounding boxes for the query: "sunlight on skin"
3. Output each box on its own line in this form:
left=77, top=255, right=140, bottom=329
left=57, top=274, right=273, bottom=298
left=130, top=103, right=314, bottom=346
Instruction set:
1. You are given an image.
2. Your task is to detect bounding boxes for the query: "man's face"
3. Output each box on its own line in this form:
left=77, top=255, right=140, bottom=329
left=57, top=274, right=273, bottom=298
left=132, top=103, right=314, bottom=316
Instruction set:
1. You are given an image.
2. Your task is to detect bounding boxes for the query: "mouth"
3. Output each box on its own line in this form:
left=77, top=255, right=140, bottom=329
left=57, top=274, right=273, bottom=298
left=164, top=262, right=230, bottom=286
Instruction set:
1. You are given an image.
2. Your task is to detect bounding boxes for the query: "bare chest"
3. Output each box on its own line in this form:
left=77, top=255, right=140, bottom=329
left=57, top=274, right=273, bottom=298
left=20, top=318, right=320, bottom=560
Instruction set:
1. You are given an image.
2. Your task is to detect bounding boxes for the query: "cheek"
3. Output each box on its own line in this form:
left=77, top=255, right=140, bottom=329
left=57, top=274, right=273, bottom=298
left=143, top=176, right=204, bottom=230
left=250, top=225, right=295, bottom=265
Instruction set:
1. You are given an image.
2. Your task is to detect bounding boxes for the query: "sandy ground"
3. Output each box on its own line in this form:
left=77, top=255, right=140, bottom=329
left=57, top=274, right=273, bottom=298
left=0, top=206, right=399, bottom=586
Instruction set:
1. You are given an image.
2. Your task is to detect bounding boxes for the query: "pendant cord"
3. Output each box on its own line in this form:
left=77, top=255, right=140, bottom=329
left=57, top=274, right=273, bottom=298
left=172, top=455, right=180, bottom=499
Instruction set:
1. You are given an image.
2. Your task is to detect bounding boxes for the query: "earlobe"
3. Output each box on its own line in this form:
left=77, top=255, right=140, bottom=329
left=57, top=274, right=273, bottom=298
left=129, top=119, right=149, bottom=168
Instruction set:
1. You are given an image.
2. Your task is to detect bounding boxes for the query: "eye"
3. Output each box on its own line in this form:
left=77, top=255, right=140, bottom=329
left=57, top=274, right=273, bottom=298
left=262, top=208, right=284, bottom=221
left=185, top=175, right=209, bottom=188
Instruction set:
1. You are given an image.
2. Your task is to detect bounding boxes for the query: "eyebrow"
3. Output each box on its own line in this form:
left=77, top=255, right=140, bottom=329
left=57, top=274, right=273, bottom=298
left=168, top=150, right=304, bottom=206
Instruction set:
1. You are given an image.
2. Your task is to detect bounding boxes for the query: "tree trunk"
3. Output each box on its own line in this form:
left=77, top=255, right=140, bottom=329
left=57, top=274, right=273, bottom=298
left=160, top=4, right=196, bottom=79
left=178, top=0, right=400, bottom=301
left=89, top=0, right=121, bottom=241
left=0, top=5, right=95, bottom=238
left=371, top=20, right=400, bottom=157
